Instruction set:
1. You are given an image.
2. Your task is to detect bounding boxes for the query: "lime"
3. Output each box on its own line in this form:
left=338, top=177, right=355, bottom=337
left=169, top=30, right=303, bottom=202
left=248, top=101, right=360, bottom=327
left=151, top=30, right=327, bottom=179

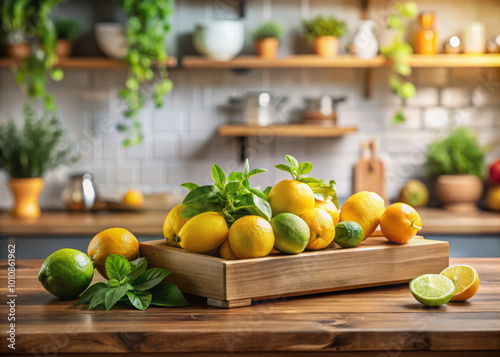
left=38, top=249, right=94, bottom=299
left=271, top=213, right=310, bottom=254
left=409, top=274, right=455, bottom=306
left=334, top=221, right=364, bottom=248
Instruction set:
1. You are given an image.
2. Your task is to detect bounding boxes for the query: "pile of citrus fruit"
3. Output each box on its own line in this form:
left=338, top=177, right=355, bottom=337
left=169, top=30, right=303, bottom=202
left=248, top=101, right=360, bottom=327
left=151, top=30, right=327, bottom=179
left=162, top=155, right=425, bottom=260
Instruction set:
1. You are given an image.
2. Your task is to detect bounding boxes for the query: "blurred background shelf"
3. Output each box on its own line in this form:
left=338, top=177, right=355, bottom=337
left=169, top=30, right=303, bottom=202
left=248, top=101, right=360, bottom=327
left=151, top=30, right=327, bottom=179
left=218, top=124, right=358, bottom=137
left=183, top=54, right=500, bottom=69
left=0, top=56, right=178, bottom=69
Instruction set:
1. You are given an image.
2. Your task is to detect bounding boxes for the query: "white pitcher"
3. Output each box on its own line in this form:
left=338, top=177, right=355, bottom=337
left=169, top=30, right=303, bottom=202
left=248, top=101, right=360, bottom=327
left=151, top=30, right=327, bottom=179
left=353, top=20, right=378, bottom=59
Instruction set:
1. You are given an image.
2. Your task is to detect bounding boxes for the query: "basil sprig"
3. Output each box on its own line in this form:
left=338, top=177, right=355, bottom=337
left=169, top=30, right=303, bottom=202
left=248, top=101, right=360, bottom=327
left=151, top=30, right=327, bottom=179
left=274, top=155, right=339, bottom=208
left=76, top=255, right=187, bottom=311
left=180, top=159, right=271, bottom=225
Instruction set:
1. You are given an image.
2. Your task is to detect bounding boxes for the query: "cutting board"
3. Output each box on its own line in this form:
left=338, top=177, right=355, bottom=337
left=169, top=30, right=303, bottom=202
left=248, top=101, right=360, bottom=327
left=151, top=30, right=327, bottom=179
left=354, top=138, right=386, bottom=201
left=140, top=236, right=449, bottom=308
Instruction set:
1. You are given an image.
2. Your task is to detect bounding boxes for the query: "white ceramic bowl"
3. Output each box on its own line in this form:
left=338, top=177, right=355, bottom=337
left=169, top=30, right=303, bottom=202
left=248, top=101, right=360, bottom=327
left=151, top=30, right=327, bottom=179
left=193, top=21, right=244, bottom=61
left=95, top=23, right=128, bottom=59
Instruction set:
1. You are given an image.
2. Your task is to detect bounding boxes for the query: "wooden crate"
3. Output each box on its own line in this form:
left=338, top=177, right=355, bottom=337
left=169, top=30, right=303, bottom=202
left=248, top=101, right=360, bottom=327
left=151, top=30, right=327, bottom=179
left=140, top=236, right=449, bottom=308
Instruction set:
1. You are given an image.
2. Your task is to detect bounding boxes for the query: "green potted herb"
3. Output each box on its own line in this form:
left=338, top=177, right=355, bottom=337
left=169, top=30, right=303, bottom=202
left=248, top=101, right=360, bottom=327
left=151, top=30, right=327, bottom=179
left=0, top=105, right=77, bottom=218
left=302, top=15, right=347, bottom=56
left=54, top=17, right=82, bottom=57
left=251, top=21, right=283, bottom=58
left=1, top=0, right=33, bottom=58
left=426, top=127, right=485, bottom=212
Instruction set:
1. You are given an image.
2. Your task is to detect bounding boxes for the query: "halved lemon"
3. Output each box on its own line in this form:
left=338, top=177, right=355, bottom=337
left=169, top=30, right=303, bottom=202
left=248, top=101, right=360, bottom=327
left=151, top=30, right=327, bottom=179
left=440, top=265, right=479, bottom=302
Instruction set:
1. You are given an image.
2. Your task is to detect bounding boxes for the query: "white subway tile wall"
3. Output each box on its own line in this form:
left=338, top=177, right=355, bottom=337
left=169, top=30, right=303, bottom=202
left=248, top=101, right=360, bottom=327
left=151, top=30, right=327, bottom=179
left=0, top=0, right=499, bottom=209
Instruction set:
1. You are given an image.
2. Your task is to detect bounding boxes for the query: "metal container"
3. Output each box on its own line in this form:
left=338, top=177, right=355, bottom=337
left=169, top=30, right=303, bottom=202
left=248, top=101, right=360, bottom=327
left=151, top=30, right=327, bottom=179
left=229, top=92, right=287, bottom=126
left=62, top=173, right=97, bottom=211
left=301, top=95, right=346, bottom=126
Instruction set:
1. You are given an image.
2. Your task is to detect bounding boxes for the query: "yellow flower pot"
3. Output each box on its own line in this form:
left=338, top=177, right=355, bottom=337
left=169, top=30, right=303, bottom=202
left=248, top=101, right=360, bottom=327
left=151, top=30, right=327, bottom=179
left=313, top=36, right=339, bottom=56
left=9, top=178, right=44, bottom=218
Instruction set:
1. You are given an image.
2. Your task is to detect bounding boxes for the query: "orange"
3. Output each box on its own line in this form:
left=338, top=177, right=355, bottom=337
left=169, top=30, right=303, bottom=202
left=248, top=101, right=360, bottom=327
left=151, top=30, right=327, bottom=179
left=300, top=208, right=335, bottom=250
left=315, top=199, right=339, bottom=225
left=219, top=240, right=238, bottom=260
left=440, top=265, right=480, bottom=302
left=339, top=191, right=385, bottom=240
left=267, top=179, right=315, bottom=216
left=163, top=204, right=190, bottom=248
left=229, top=216, right=275, bottom=259
left=122, top=189, right=144, bottom=206
left=380, top=203, right=422, bottom=244
left=88, top=228, right=140, bottom=279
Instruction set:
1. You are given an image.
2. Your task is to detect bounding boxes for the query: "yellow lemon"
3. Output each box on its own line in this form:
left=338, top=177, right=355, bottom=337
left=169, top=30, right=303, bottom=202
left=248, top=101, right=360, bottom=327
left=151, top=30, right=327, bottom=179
left=163, top=204, right=190, bottom=248
left=440, top=265, right=480, bottom=302
left=340, top=191, right=385, bottom=240
left=380, top=203, right=422, bottom=244
left=88, top=228, right=139, bottom=279
left=267, top=179, right=315, bottom=216
left=315, top=199, right=339, bottom=225
left=229, top=216, right=275, bottom=259
left=122, top=189, right=144, bottom=205
left=177, top=212, right=228, bottom=253
left=485, top=185, right=500, bottom=211
left=299, top=208, right=335, bottom=250
left=219, top=240, right=239, bottom=260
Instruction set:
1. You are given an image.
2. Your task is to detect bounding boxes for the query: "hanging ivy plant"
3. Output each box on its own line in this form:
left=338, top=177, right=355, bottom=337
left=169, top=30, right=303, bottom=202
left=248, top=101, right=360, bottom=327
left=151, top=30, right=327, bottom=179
left=380, top=2, right=418, bottom=123
left=117, top=0, right=174, bottom=147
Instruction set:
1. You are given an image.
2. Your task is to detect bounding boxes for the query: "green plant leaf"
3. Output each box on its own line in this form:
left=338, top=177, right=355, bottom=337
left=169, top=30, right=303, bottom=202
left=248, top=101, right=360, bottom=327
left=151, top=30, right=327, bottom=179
left=228, top=171, right=244, bottom=182
left=132, top=268, right=171, bottom=291
left=181, top=182, right=199, bottom=191
left=75, top=282, right=108, bottom=306
left=105, top=254, right=131, bottom=282
left=129, top=257, right=147, bottom=282
left=249, top=194, right=272, bottom=221
left=285, top=155, right=299, bottom=169
left=211, top=164, right=226, bottom=190
left=180, top=205, right=204, bottom=218
left=151, top=282, right=188, bottom=307
left=104, top=285, right=128, bottom=311
left=298, top=162, right=313, bottom=175
left=243, top=159, right=250, bottom=177
left=248, top=168, right=267, bottom=177
left=393, top=110, right=406, bottom=124
left=89, top=287, right=109, bottom=310
left=275, top=164, right=292, bottom=173
left=182, top=185, right=219, bottom=205
left=248, top=187, right=267, bottom=200
left=299, top=177, right=322, bottom=184
left=126, top=290, right=152, bottom=310
left=225, top=182, right=241, bottom=196
left=263, top=186, right=272, bottom=197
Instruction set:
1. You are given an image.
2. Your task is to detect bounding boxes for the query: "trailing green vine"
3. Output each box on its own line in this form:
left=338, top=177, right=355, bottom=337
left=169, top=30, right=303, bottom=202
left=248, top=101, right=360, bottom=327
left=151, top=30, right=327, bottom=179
left=380, top=2, right=418, bottom=123
left=117, top=0, right=174, bottom=147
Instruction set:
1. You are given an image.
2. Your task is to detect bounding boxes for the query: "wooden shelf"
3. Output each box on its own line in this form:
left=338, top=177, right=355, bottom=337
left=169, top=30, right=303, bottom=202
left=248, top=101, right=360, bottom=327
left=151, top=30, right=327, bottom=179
left=0, top=56, right=177, bottom=69
left=218, top=124, right=357, bottom=137
left=183, top=54, right=500, bottom=69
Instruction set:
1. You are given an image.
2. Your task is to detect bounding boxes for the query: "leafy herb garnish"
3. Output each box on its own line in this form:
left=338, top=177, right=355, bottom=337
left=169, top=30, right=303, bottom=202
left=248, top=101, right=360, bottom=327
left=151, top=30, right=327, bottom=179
left=76, top=255, right=187, bottom=311
left=180, top=159, right=271, bottom=225
left=274, top=155, right=339, bottom=208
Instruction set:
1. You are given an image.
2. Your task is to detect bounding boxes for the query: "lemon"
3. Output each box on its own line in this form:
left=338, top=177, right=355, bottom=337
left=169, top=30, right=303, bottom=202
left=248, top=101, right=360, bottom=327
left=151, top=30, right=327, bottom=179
left=219, top=240, right=238, bottom=260
left=38, top=249, right=94, bottom=299
left=267, top=180, right=315, bottom=216
left=339, top=191, right=385, bottom=240
left=440, top=265, right=479, bottom=302
left=271, top=213, right=310, bottom=254
left=229, top=216, right=275, bottom=259
left=300, top=208, right=335, bottom=250
left=177, top=212, right=228, bottom=253
left=122, top=189, right=144, bottom=205
left=163, top=204, right=190, bottom=248
left=398, top=180, right=429, bottom=208
left=486, top=185, right=500, bottom=211
left=334, top=221, right=364, bottom=248
left=380, top=203, right=422, bottom=244
left=315, top=199, right=339, bottom=225
left=88, top=228, right=139, bottom=279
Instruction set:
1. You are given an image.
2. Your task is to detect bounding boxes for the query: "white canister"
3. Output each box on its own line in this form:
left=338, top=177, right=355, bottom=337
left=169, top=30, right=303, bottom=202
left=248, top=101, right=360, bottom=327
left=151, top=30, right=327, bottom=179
left=353, top=20, right=379, bottom=59
left=463, top=22, right=486, bottom=54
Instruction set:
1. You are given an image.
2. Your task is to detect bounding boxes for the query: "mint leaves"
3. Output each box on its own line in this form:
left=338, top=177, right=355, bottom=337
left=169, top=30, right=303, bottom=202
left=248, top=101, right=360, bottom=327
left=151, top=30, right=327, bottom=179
left=76, top=255, right=187, bottom=311
left=180, top=159, right=271, bottom=225
left=274, top=155, right=339, bottom=208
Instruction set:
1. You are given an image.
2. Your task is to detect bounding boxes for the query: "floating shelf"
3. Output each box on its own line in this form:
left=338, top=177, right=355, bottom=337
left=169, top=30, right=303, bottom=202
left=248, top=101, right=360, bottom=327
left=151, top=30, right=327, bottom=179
left=218, top=124, right=357, bottom=137
left=183, top=54, right=500, bottom=69
left=0, top=56, right=177, bottom=69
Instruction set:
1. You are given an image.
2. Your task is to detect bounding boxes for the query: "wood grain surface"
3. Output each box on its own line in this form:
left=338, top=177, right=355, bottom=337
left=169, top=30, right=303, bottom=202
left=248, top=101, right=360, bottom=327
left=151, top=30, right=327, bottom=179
left=1, top=258, right=498, bottom=355
left=218, top=124, right=357, bottom=137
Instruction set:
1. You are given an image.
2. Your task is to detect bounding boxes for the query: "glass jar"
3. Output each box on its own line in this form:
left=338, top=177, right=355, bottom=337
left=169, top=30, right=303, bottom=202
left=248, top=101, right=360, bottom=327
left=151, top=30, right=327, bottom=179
left=415, top=13, right=437, bottom=55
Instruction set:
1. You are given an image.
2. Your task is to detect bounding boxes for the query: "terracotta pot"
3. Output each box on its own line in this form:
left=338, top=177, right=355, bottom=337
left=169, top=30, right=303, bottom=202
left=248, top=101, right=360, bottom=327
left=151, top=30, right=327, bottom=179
left=9, top=178, right=44, bottom=218
left=436, top=175, right=483, bottom=212
left=55, top=39, right=73, bottom=57
left=313, top=36, right=339, bottom=56
left=6, top=43, right=31, bottom=59
left=254, top=38, right=279, bottom=58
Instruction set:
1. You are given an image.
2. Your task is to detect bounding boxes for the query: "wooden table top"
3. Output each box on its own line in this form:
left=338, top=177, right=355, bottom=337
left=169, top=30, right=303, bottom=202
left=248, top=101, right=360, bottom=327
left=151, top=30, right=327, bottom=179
left=1, top=258, right=499, bottom=356
left=1, top=208, right=499, bottom=237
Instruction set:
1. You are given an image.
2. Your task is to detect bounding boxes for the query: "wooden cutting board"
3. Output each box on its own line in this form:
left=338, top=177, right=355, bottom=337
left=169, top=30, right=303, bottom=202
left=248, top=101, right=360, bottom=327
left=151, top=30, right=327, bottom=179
left=140, top=236, right=449, bottom=308
left=354, top=138, right=386, bottom=201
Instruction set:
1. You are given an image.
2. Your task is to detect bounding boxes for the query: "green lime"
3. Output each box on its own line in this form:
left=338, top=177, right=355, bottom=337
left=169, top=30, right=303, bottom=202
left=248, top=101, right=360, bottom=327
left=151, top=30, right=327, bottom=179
left=38, top=248, right=94, bottom=299
left=334, top=221, right=364, bottom=248
left=271, top=213, right=310, bottom=254
left=409, top=274, right=455, bottom=307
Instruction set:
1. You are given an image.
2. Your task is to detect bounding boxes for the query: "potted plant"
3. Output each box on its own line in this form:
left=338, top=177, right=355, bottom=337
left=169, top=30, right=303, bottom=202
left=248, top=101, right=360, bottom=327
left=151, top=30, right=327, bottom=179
left=302, top=15, right=347, bottom=56
left=0, top=105, right=77, bottom=218
left=251, top=21, right=283, bottom=58
left=54, top=17, right=82, bottom=57
left=426, top=127, right=485, bottom=212
left=1, top=0, right=32, bottom=58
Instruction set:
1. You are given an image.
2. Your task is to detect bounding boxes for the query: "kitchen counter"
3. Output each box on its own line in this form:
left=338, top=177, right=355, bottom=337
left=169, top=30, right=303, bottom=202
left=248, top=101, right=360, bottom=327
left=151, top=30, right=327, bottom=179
left=1, top=208, right=499, bottom=237
left=1, top=258, right=499, bottom=356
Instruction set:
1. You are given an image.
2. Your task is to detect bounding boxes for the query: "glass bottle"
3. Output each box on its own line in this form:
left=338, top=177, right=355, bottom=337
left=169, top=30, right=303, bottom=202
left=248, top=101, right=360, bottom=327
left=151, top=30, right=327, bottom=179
left=415, top=13, right=437, bottom=55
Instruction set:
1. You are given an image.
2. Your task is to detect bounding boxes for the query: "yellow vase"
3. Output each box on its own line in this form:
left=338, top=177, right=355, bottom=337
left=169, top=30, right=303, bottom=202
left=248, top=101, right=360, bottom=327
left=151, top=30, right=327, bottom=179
left=9, top=178, right=44, bottom=218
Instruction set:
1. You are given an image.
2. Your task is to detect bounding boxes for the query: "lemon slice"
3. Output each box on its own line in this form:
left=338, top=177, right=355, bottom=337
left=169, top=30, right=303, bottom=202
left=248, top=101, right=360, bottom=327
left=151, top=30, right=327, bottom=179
left=409, top=274, right=455, bottom=306
left=440, top=265, right=479, bottom=302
